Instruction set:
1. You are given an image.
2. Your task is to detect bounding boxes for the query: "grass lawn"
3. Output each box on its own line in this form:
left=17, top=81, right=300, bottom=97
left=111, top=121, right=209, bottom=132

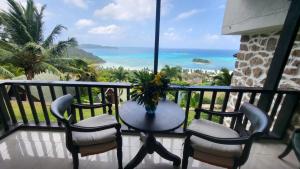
left=9, top=100, right=222, bottom=126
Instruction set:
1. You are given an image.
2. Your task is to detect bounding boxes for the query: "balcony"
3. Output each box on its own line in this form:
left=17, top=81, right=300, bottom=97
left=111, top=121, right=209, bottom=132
left=0, top=130, right=298, bottom=169
left=0, top=80, right=299, bottom=168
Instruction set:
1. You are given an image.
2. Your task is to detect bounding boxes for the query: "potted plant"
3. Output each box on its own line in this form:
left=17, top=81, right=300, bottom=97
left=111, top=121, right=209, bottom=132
left=131, top=70, right=170, bottom=116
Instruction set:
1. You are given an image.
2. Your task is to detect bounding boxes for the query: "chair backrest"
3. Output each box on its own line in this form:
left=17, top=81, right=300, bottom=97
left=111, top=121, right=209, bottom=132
left=50, top=94, right=74, bottom=124
left=239, top=102, right=269, bottom=136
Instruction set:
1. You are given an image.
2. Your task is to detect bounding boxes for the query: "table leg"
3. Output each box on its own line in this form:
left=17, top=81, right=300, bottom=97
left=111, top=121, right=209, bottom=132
left=139, top=132, right=146, bottom=142
left=125, top=134, right=181, bottom=168
left=154, top=141, right=181, bottom=166
left=124, top=145, right=148, bottom=169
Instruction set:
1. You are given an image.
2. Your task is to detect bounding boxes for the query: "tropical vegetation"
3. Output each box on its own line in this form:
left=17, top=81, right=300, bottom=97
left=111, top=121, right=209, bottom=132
left=131, top=71, right=170, bottom=109
left=192, top=58, right=210, bottom=64
left=111, top=66, right=129, bottom=82
left=0, top=0, right=87, bottom=80
left=161, top=65, right=182, bottom=80
left=212, top=68, right=232, bottom=86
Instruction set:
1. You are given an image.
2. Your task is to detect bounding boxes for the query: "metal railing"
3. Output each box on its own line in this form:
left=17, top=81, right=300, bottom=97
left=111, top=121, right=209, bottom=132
left=0, top=80, right=299, bottom=139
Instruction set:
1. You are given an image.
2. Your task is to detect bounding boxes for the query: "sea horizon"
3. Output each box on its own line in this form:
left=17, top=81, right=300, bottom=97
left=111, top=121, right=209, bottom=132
left=82, top=47, right=238, bottom=71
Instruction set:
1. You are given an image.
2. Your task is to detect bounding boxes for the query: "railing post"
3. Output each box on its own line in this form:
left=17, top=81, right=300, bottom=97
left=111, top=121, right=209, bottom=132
left=271, top=93, right=299, bottom=138
left=183, top=91, right=192, bottom=130
left=114, top=88, right=120, bottom=122
left=0, top=84, right=10, bottom=131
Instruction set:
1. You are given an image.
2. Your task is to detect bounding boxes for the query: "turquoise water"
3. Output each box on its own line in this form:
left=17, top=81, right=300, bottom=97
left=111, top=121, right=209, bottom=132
left=83, top=47, right=237, bottom=71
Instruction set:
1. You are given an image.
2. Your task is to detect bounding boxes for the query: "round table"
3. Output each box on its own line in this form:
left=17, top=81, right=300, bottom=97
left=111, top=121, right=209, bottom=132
left=119, top=100, right=185, bottom=169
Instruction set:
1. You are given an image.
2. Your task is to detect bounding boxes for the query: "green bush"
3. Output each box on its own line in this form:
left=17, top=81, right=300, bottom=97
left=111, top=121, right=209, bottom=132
left=216, top=95, right=224, bottom=104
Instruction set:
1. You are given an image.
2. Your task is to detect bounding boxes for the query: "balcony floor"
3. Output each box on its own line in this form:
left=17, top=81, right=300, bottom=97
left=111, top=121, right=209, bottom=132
left=0, top=130, right=299, bottom=169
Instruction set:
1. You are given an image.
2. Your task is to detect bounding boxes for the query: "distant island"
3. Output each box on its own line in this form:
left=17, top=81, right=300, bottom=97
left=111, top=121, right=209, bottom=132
left=192, top=58, right=210, bottom=64
left=79, top=44, right=118, bottom=49
left=66, top=47, right=106, bottom=64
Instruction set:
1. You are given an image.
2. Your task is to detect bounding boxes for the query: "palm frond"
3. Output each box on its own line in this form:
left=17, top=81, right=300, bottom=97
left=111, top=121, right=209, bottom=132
left=42, top=25, right=66, bottom=48
left=25, top=0, right=44, bottom=43
left=35, top=4, right=46, bottom=43
left=0, top=48, right=14, bottom=63
left=7, top=0, right=26, bottom=24
left=53, top=64, right=84, bottom=74
left=0, top=66, right=14, bottom=78
left=1, top=12, right=34, bottom=45
left=48, top=37, right=77, bottom=56
left=0, top=40, right=19, bottom=53
left=48, top=57, right=88, bottom=68
left=35, top=62, right=63, bottom=76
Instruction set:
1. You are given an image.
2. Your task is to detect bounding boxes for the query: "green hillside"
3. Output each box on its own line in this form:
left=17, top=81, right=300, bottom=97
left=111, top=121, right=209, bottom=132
left=79, top=44, right=117, bottom=49
left=66, top=47, right=105, bottom=64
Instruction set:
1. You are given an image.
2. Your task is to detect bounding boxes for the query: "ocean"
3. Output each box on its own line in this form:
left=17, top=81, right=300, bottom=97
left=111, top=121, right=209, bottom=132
left=83, top=47, right=237, bottom=71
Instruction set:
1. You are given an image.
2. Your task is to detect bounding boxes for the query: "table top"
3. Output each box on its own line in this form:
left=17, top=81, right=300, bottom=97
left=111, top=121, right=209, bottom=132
left=119, top=101, right=185, bottom=133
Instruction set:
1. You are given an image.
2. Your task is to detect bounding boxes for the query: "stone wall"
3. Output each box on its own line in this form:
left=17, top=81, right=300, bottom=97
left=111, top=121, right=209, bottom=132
left=230, top=31, right=300, bottom=129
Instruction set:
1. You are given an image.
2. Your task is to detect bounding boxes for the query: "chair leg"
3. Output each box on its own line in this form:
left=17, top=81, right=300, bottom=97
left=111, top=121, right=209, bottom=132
left=117, top=131, right=123, bottom=169
left=72, top=152, right=79, bottom=169
left=182, top=137, right=191, bottom=169
left=279, top=142, right=293, bottom=159
left=231, top=162, right=239, bottom=169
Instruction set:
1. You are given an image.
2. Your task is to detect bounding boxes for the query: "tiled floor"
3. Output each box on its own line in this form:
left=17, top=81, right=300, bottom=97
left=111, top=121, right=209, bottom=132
left=0, top=130, right=299, bottom=169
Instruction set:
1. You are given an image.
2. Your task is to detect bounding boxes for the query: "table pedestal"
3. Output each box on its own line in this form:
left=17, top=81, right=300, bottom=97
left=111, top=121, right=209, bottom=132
left=124, top=134, right=181, bottom=169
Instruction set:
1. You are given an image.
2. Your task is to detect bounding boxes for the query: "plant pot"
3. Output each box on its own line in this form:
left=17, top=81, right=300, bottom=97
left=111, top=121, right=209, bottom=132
left=145, top=104, right=157, bottom=117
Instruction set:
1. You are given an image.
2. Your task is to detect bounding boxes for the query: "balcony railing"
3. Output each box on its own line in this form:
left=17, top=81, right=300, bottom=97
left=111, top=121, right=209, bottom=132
left=0, top=80, right=299, bottom=139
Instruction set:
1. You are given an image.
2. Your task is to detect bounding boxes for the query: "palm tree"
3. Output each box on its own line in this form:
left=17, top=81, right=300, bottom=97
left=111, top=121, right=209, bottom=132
left=161, top=65, right=182, bottom=80
left=0, top=0, right=86, bottom=80
left=212, top=68, right=232, bottom=86
left=111, top=67, right=129, bottom=82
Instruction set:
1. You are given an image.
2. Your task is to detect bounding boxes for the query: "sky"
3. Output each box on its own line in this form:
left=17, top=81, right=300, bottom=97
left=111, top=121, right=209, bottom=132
left=0, top=0, right=240, bottom=50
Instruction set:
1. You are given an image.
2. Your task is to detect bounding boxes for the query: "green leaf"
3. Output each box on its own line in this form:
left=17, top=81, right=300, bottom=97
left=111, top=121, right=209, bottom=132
left=0, top=66, right=15, bottom=78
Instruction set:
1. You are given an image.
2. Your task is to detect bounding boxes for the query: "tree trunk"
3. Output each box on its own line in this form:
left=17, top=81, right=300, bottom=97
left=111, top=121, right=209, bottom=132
left=25, top=69, right=34, bottom=80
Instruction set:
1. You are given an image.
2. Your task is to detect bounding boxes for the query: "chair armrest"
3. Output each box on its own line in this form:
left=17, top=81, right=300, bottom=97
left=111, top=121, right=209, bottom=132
left=186, top=129, right=251, bottom=145
left=70, top=123, right=120, bottom=132
left=72, top=103, right=112, bottom=109
left=195, top=108, right=244, bottom=117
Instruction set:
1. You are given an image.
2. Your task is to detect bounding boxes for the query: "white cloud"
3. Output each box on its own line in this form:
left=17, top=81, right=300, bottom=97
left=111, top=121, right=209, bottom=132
left=0, top=1, right=9, bottom=11
left=64, top=0, right=88, bottom=9
left=88, top=25, right=121, bottom=35
left=163, top=28, right=179, bottom=40
left=175, top=9, right=204, bottom=20
left=204, top=34, right=240, bottom=44
left=94, top=0, right=170, bottom=21
left=75, top=19, right=95, bottom=28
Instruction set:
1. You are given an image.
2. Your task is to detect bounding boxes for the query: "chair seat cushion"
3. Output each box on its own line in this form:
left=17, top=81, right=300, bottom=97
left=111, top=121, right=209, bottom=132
left=79, top=141, right=117, bottom=157
left=188, top=119, right=243, bottom=158
left=72, top=114, right=117, bottom=146
left=193, top=150, right=235, bottom=168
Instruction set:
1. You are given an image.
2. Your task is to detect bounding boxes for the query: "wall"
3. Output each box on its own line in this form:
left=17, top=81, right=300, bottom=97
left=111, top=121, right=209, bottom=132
left=222, top=0, right=290, bottom=35
left=229, top=31, right=300, bottom=129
